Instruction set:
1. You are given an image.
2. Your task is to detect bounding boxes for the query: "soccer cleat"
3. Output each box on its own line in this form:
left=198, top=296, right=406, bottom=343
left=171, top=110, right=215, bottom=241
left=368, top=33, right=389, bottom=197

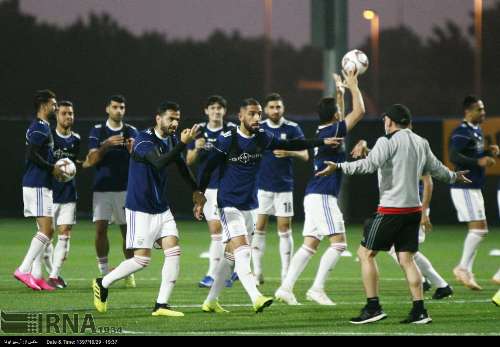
left=467, top=273, right=482, bottom=291
left=453, top=266, right=480, bottom=290
left=432, top=285, right=453, bottom=300
left=274, top=288, right=300, bottom=305
left=13, top=269, right=41, bottom=291
left=306, top=288, right=337, bottom=306
left=152, top=303, right=184, bottom=317
left=492, top=290, right=500, bottom=307
left=198, top=275, right=214, bottom=288
left=202, top=300, right=230, bottom=313
left=124, top=274, right=136, bottom=288
left=225, top=272, right=239, bottom=288
left=492, top=276, right=500, bottom=286
left=400, top=309, right=432, bottom=324
left=253, top=295, right=273, bottom=313
left=92, top=278, right=108, bottom=313
left=47, top=276, right=68, bottom=289
left=422, top=279, right=432, bottom=292
left=350, top=306, right=388, bottom=325
left=34, top=278, right=56, bottom=291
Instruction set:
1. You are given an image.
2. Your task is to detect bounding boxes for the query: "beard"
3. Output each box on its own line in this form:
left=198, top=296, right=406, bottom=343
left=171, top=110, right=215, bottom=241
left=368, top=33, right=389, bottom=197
left=243, top=120, right=260, bottom=134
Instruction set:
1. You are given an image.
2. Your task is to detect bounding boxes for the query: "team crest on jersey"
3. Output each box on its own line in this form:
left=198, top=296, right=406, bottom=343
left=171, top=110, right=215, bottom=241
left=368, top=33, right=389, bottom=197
left=280, top=133, right=287, bottom=140
left=228, top=152, right=262, bottom=164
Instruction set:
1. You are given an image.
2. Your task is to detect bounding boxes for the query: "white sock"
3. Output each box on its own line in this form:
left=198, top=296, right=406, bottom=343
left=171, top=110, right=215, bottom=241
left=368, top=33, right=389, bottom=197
left=234, top=245, right=261, bottom=304
left=251, top=232, right=266, bottom=278
left=31, top=252, right=44, bottom=279
left=207, top=234, right=223, bottom=278
left=311, top=243, right=345, bottom=291
left=459, top=230, right=487, bottom=271
left=279, top=230, right=294, bottom=281
left=281, top=245, right=316, bottom=292
left=206, top=252, right=234, bottom=303
left=102, top=256, right=149, bottom=288
left=19, top=232, right=50, bottom=274
left=388, top=246, right=399, bottom=263
left=157, top=246, right=181, bottom=304
left=43, top=242, right=54, bottom=274
left=414, top=252, right=447, bottom=288
left=493, top=268, right=500, bottom=281
left=50, top=236, right=70, bottom=279
left=97, top=257, right=109, bottom=275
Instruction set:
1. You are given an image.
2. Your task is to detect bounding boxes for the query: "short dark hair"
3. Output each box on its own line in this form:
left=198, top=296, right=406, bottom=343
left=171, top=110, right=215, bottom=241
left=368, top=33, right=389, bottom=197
left=463, top=95, right=480, bottom=111
left=205, top=95, right=227, bottom=109
left=34, top=89, right=56, bottom=112
left=264, top=93, right=283, bottom=106
left=58, top=100, right=73, bottom=108
left=317, top=97, right=338, bottom=124
left=157, top=101, right=180, bottom=115
left=240, top=98, right=261, bottom=109
left=107, top=94, right=126, bottom=106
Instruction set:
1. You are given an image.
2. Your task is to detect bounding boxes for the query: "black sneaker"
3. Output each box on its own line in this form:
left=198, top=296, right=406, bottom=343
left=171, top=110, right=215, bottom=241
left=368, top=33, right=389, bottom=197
left=432, top=285, right=453, bottom=300
left=423, top=279, right=432, bottom=292
left=350, top=306, right=388, bottom=325
left=400, top=309, right=432, bottom=324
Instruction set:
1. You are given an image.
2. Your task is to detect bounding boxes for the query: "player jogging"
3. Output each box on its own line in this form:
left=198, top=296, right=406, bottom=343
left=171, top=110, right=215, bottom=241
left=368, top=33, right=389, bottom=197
left=92, top=101, right=206, bottom=316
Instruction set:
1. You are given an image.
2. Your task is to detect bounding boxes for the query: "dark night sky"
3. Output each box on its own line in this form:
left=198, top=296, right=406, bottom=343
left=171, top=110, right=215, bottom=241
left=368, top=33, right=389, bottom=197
left=16, top=0, right=479, bottom=49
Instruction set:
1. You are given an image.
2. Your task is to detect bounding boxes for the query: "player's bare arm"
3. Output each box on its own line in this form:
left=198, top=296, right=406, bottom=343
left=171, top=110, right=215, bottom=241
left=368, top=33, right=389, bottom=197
left=420, top=175, right=433, bottom=233
left=343, top=70, right=366, bottom=132
left=82, top=135, right=125, bottom=168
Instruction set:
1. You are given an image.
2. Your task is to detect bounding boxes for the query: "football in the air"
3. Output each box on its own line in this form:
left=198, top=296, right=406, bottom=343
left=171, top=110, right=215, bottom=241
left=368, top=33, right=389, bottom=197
left=55, top=158, right=76, bottom=182
left=341, top=49, right=369, bottom=75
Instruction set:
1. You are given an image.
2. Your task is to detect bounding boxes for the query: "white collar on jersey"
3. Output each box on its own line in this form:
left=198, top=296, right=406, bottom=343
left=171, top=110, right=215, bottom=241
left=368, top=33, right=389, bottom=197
left=55, top=129, right=72, bottom=139
left=206, top=123, right=223, bottom=132
left=265, top=117, right=285, bottom=129
left=465, top=121, right=480, bottom=130
left=154, top=128, right=169, bottom=141
left=237, top=127, right=255, bottom=139
left=106, top=119, right=124, bottom=131
left=317, top=122, right=335, bottom=130
left=37, top=117, right=50, bottom=126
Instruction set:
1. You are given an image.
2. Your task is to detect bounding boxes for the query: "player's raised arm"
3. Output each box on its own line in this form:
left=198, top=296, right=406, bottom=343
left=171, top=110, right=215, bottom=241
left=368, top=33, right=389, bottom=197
left=343, top=70, right=366, bottom=132
left=333, top=73, right=346, bottom=121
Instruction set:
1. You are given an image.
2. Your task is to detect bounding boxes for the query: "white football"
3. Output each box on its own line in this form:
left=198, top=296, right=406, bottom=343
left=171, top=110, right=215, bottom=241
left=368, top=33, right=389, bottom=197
left=55, top=158, right=76, bottom=182
left=342, top=49, right=369, bottom=75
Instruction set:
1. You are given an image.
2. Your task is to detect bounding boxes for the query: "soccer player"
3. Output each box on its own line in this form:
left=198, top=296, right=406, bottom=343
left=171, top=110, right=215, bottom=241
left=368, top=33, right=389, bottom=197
left=14, top=89, right=67, bottom=291
left=199, top=98, right=341, bottom=314
left=316, top=104, right=470, bottom=324
left=42, top=101, right=80, bottom=289
left=92, top=101, right=206, bottom=316
left=252, top=93, right=309, bottom=286
left=449, top=96, right=499, bottom=290
left=352, top=141, right=453, bottom=300
left=83, top=95, right=138, bottom=287
left=274, top=70, right=365, bottom=306
left=186, top=95, right=236, bottom=288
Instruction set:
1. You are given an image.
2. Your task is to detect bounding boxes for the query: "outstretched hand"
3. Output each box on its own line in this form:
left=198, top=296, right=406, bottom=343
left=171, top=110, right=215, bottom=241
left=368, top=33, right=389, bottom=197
left=192, top=190, right=207, bottom=221
left=315, top=161, right=338, bottom=177
left=181, top=124, right=201, bottom=144
left=324, top=137, right=343, bottom=148
left=455, top=170, right=472, bottom=184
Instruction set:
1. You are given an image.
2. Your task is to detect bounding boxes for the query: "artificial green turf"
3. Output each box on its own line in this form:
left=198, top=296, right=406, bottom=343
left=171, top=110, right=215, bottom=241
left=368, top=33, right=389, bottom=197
left=1, top=218, right=499, bottom=336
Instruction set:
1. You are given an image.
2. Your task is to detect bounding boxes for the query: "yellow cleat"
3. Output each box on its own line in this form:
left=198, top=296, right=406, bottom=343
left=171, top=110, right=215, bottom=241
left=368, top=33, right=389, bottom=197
left=152, top=304, right=184, bottom=317
left=92, top=278, right=108, bottom=313
left=124, top=274, right=136, bottom=288
left=253, top=295, right=273, bottom=313
left=492, top=289, right=500, bottom=307
left=202, top=300, right=230, bottom=313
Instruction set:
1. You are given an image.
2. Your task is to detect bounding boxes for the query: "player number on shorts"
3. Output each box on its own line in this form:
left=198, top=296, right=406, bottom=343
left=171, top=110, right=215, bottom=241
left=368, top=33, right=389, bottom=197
left=283, top=202, right=292, bottom=213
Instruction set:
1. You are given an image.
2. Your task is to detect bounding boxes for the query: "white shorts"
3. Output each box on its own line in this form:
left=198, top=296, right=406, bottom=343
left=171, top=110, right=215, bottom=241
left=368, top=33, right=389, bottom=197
left=93, top=191, right=127, bottom=225
left=219, top=207, right=256, bottom=243
left=303, top=194, right=345, bottom=240
left=203, top=189, right=219, bottom=222
left=125, top=208, right=179, bottom=249
left=257, top=190, right=294, bottom=217
left=23, top=187, right=53, bottom=218
left=450, top=188, right=486, bottom=222
left=53, top=202, right=76, bottom=226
